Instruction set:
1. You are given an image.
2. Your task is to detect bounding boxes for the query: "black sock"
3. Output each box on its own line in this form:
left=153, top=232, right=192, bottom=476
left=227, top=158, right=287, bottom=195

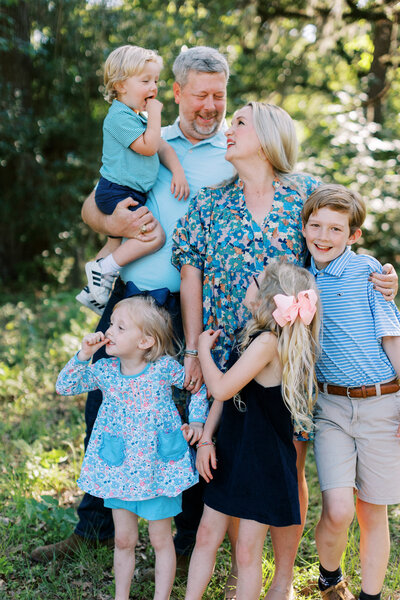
left=359, top=591, right=381, bottom=600
left=318, top=564, right=343, bottom=591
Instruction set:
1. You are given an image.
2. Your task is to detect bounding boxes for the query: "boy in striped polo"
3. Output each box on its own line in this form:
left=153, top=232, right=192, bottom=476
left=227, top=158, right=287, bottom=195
left=301, top=184, right=400, bottom=600
left=79, top=45, right=189, bottom=310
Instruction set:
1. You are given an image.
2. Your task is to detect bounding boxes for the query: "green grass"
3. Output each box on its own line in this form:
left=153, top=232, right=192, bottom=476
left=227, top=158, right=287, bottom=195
left=0, top=291, right=399, bottom=599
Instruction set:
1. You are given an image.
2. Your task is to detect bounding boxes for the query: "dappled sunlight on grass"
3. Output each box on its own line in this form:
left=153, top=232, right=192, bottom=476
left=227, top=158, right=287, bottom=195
left=1, top=291, right=399, bottom=598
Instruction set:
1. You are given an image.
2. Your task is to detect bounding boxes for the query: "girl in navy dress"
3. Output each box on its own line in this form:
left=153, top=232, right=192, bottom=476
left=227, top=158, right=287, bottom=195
left=56, top=296, right=208, bottom=600
left=184, top=262, right=320, bottom=600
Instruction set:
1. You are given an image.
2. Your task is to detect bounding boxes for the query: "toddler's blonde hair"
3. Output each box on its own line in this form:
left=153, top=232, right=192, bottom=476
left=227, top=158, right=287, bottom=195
left=104, top=45, right=163, bottom=103
left=240, top=261, right=320, bottom=431
left=112, top=296, right=176, bottom=361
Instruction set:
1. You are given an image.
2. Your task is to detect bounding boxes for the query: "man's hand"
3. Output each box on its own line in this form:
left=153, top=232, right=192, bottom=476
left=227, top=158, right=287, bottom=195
left=107, top=197, right=157, bottom=240
left=81, top=190, right=157, bottom=239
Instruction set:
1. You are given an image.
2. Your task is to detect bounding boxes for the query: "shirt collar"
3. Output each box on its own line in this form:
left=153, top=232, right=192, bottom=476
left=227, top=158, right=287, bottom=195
left=162, top=117, right=228, bottom=148
left=310, top=246, right=354, bottom=277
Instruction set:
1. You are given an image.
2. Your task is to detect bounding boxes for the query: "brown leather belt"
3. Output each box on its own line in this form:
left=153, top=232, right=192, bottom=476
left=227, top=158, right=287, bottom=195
left=317, top=378, right=399, bottom=398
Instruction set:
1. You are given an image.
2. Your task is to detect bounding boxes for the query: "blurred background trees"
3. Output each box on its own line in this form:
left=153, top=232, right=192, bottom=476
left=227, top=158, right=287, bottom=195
left=1, top=0, right=399, bottom=290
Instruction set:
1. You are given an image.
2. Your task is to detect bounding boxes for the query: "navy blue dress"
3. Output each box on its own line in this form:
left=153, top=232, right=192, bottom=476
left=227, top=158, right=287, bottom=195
left=203, top=378, right=300, bottom=527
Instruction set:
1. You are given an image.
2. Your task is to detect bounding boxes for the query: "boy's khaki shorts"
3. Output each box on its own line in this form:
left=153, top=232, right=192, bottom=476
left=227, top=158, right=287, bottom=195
left=313, top=389, right=400, bottom=505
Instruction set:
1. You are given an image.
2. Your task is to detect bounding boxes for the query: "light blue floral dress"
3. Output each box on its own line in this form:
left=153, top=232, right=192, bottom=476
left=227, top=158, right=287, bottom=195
left=172, top=173, right=321, bottom=369
left=56, top=354, right=208, bottom=501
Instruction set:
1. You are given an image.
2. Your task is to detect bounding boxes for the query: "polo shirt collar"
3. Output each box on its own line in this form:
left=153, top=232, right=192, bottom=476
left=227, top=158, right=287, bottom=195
left=310, top=246, right=354, bottom=278
left=163, top=117, right=228, bottom=148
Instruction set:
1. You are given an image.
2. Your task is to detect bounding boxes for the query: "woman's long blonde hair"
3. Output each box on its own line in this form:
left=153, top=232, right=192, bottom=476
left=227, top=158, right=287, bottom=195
left=240, top=261, right=320, bottom=431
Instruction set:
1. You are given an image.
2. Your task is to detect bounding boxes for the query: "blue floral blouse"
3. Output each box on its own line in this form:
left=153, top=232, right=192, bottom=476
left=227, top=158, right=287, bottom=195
left=56, top=354, right=208, bottom=501
left=172, top=173, right=321, bottom=369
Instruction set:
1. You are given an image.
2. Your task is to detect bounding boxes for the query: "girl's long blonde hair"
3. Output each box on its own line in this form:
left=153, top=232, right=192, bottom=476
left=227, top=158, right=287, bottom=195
left=240, top=261, right=320, bottom=431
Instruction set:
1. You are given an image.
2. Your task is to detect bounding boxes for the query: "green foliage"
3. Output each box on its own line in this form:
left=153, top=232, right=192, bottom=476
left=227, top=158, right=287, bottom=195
left=1, top=0, right=399, bottom=288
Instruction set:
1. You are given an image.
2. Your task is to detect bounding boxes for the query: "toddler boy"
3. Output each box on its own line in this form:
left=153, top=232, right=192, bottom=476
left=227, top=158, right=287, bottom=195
left=301, top=183, right=400, bottom=600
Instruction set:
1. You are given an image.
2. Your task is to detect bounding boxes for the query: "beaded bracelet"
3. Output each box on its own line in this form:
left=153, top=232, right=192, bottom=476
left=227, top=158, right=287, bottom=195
left=196, top=440, right=215, bottom=449
left=184, top=349, right=198, bottom=357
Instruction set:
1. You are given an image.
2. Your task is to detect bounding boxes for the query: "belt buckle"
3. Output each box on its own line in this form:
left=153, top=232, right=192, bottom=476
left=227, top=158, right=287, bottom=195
left=346, top=386, right=353, bottom=399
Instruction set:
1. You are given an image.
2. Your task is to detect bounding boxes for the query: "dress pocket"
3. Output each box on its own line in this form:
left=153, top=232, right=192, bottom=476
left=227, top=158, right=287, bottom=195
left=157, top=428, right=188, bottom=462
left=98, top=432, right=125, bottom=467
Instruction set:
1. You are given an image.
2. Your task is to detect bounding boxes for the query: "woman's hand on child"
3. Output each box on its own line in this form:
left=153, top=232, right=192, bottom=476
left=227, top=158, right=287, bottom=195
left=198, top=329, right=221, bottom=352
left=196, top=442, right=217, bottom=483
left=171, top=168, right=190, bottom=201
left=183, top=356, right=204, bottom=394
left=369, top=263, right=398, bottom=301
left=181, top=422, right=204, bottom=445
left=78, top=332, right=109, bottom=361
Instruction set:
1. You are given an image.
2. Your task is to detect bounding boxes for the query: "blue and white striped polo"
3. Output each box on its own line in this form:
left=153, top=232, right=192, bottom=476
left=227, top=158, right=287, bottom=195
left=310, top=248, right=400, bottom=386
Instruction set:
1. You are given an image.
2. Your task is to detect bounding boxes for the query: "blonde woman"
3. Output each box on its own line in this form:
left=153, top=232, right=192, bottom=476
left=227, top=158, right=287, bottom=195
left=184, top=262, right=320, bottom=600
left=172, top=101, right=397, bottom=600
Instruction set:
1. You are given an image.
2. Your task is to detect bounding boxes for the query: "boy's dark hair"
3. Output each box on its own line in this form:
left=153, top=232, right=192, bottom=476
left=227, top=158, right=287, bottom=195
left=301, top=184, right=366, bottom=234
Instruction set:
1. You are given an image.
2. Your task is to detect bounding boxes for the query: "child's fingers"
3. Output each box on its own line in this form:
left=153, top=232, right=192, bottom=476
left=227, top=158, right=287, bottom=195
left=196, top=448, right=215, bottom=481
left=89, top=332, right=106, bottom=345
left=181, top=424, right=193, bottom=442
left=210, top=448, right=217, bottom=470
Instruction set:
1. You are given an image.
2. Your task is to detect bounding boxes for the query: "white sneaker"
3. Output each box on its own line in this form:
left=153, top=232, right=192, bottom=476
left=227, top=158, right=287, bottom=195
left=76, top=286, right=106, bottom=316
left=85, top=260, right=118, bottom=304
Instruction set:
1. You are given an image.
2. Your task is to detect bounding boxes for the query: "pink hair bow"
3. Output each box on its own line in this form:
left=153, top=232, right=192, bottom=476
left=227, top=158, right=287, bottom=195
left=272, top=289, right=318, bottom=327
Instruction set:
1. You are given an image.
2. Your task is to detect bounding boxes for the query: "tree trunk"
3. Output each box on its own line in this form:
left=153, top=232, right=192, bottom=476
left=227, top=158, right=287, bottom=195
left=365, top=18, right=392, bottom=124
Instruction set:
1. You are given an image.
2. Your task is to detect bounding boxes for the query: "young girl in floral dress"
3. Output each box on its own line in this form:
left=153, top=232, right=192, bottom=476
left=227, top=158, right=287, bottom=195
left=56, top=296, right=208, bottom=600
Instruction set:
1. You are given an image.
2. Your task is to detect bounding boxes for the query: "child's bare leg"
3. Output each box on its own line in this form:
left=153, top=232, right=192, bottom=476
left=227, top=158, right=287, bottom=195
left=315, top=488, right=355, bottom=570
left=148, top=517, right=175, bottom=600
left=356, top=498, right=390, bottom=594
left=235, top=519, right=269, bottom=600
left=112, top=221, right=165, bottom=267
left=113, top=508, right=139, bottom=600
left=185, top=505, right=230, bottom=600
left=95, top=237, right=121, bottom=260
left=226, top=516, right=239, bottom=576
left=266, top=440, right=308, bottom=599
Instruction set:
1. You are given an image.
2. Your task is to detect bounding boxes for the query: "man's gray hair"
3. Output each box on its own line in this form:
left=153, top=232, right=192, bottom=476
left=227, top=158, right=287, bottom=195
left=172, top=46, right=229, bottom=87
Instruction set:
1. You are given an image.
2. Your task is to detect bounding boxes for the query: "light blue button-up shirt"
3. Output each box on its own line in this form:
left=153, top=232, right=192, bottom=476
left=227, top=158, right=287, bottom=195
left=121, top=119, right=235, bottom=292
left=310, top=247, right=400, bottom=386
